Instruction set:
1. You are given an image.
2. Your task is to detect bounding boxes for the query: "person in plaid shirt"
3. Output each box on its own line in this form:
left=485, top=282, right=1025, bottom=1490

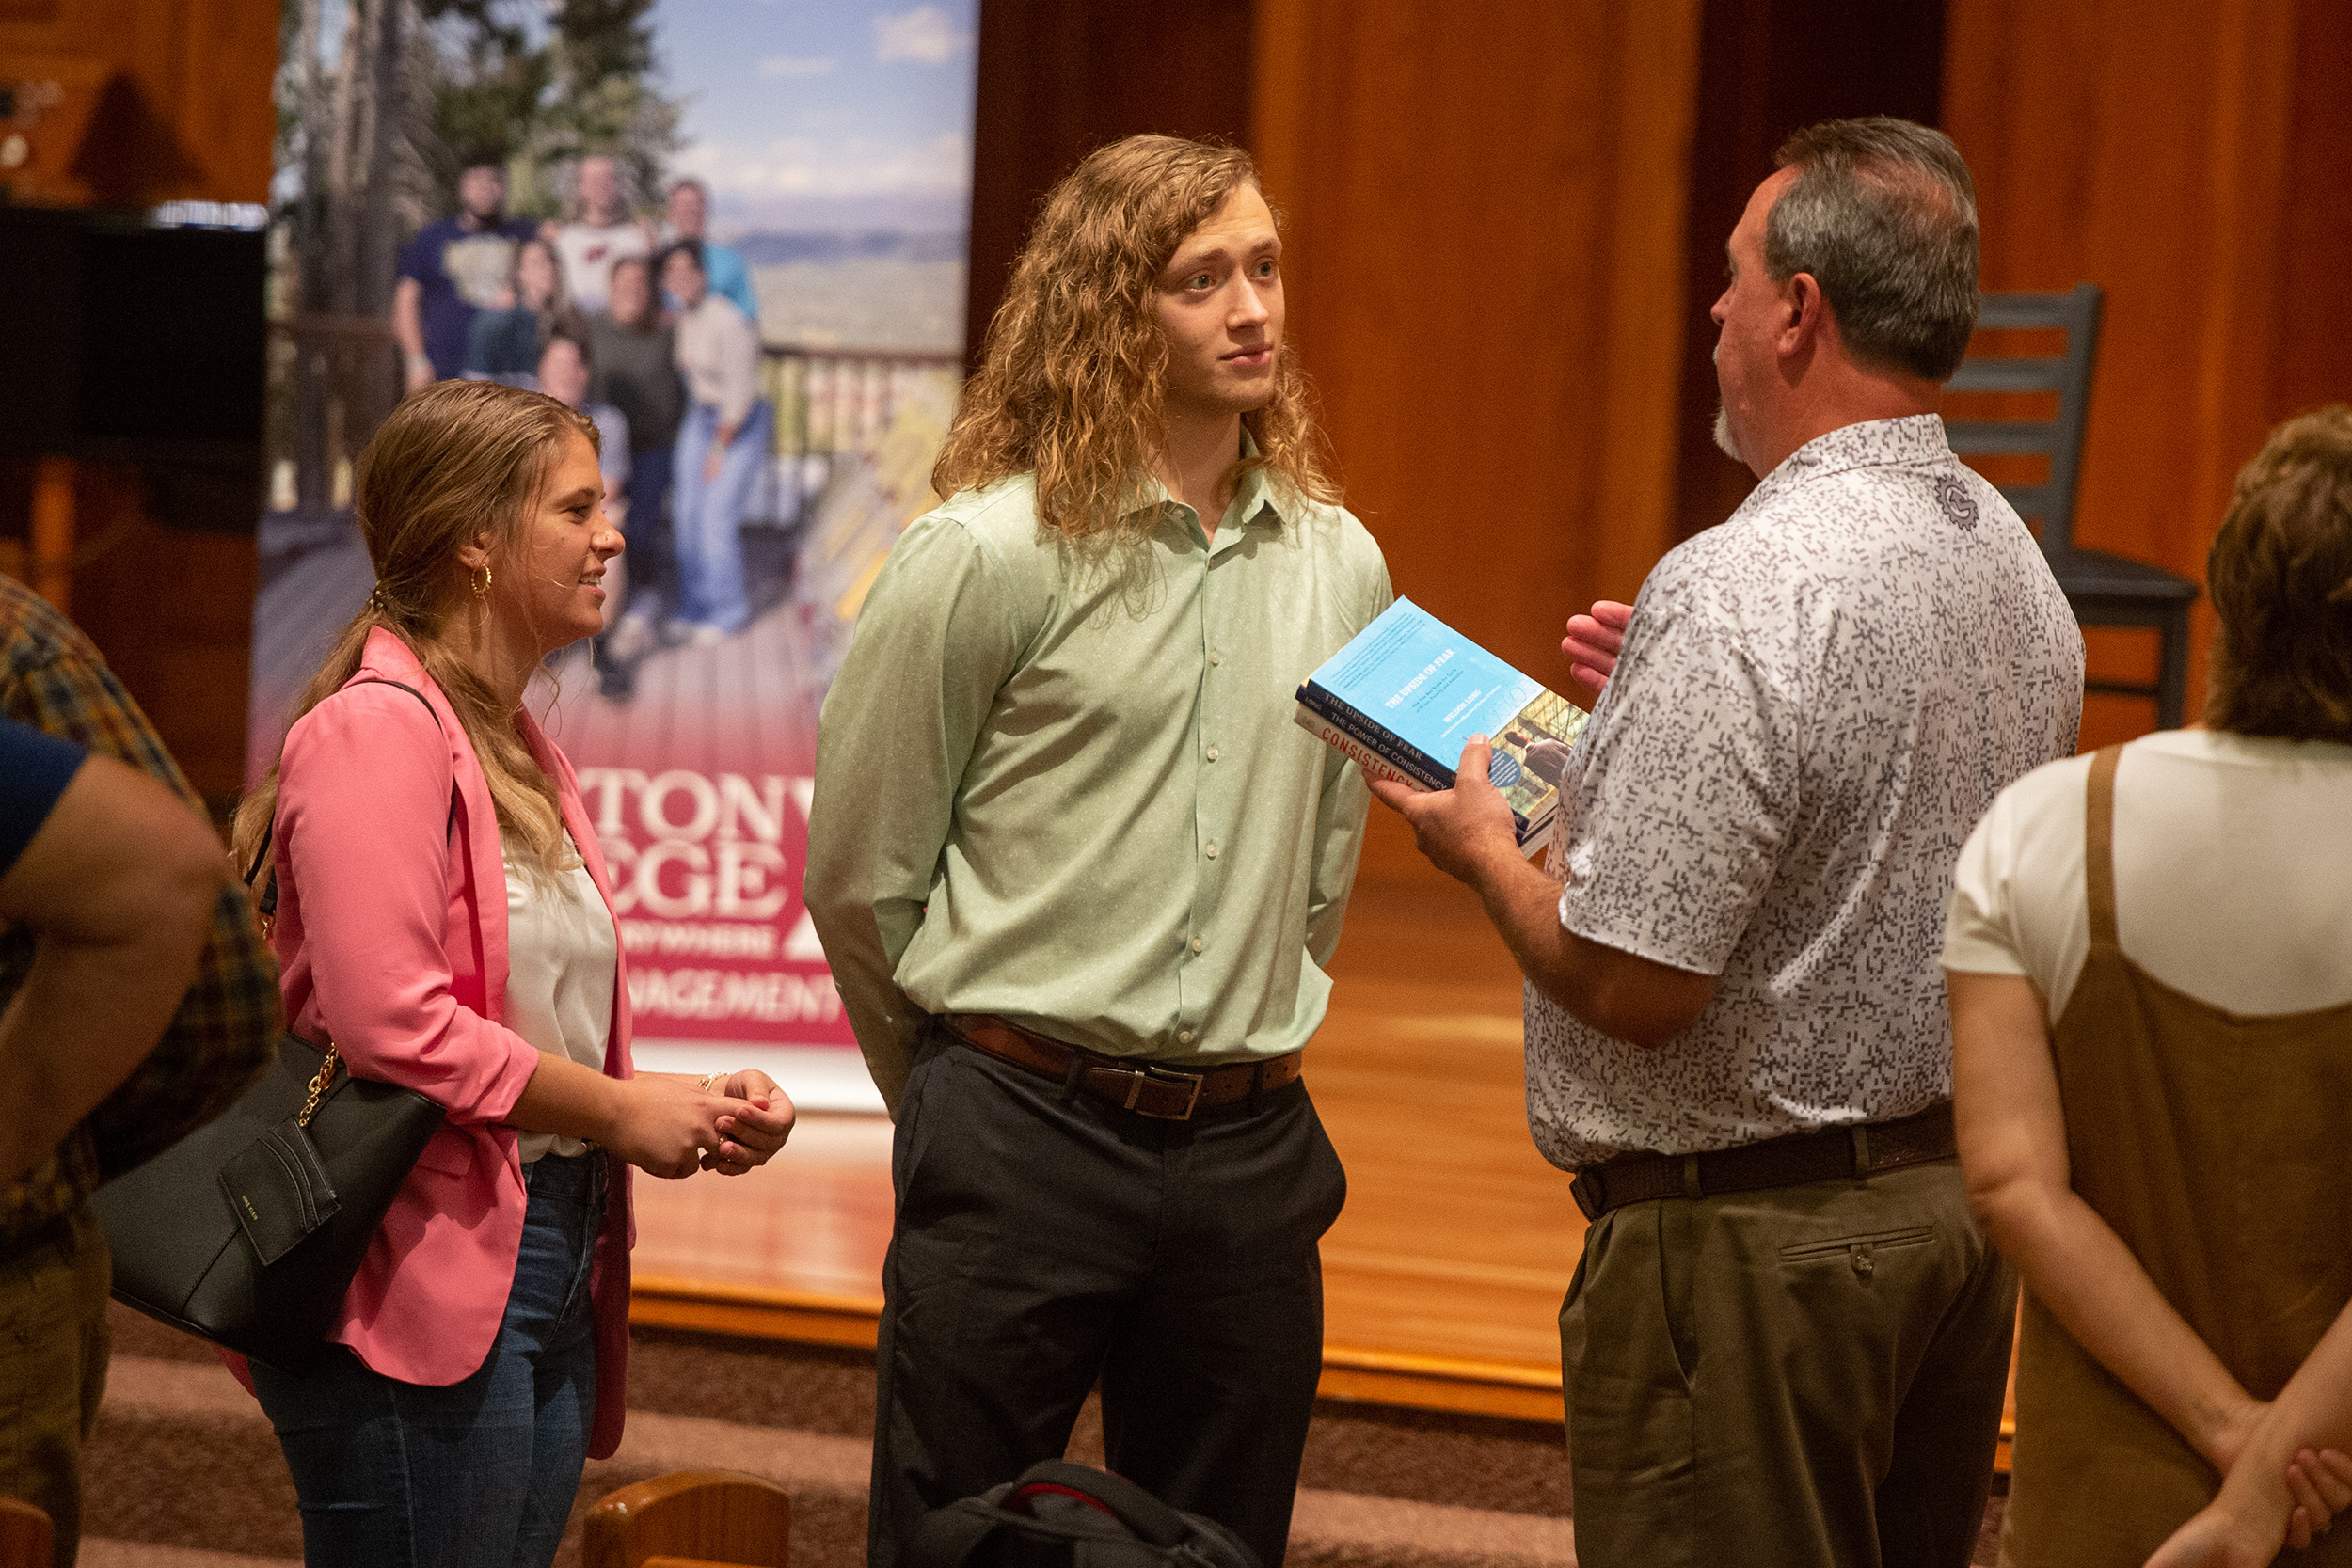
left=0, top=570, right=279, bottom=1564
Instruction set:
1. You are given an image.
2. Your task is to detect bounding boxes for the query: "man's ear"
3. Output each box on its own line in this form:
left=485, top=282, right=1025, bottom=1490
left=1780, top=272, right=1827, bottom=358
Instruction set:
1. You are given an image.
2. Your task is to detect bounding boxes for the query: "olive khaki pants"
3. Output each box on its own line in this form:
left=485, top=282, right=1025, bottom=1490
left=0, top=1202, right=111, bottom=1568
left=1561, top=1159, right=2014, bottom=1568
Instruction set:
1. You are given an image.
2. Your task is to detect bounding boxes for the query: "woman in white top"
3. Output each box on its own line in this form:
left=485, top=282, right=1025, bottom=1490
left=230, top=380, right=796, bottom=1567
left=1947, top=405, right=2352, bottom=1568
left=661, top=240, right=770, bottom=641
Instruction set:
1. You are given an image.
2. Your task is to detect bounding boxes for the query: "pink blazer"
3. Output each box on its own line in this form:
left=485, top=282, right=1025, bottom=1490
left=268, top=628, right=635, bottom=1457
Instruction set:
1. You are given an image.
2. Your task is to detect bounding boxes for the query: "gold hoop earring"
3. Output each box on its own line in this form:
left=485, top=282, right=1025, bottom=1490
left=470, top=563, right=492, bottom=597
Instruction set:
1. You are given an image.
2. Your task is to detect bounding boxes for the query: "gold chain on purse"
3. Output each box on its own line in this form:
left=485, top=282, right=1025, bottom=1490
left=296, top=1044, right=341, bottom=1129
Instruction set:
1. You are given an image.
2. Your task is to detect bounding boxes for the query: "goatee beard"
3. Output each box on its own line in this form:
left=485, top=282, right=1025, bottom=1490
left=1711, top=403, right=1741, bottom=464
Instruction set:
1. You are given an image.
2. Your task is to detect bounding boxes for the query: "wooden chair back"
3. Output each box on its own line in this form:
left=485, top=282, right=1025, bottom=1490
left=1944, top=283, right=2106, bottom=554
left=0, top=1497, right=52, bottom=1568
left=584, top=1469, right=791, bottom=1568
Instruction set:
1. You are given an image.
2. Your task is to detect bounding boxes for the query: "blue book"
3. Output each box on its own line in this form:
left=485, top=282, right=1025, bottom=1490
left=1295, top=597, right=1587, bottom=848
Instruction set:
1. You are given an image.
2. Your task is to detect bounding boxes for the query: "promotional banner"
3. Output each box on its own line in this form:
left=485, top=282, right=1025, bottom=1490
left=251, top=0, right=977, bottom=1109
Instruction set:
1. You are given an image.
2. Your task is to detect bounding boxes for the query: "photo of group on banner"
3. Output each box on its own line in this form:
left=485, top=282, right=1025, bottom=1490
left=252, top=0, right=970, bottom=754
left=396, top=156, right=796, bottom=683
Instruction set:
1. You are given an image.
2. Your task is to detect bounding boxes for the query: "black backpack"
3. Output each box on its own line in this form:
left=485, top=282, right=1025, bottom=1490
left=901, top=1460, right=1263, bottom=1568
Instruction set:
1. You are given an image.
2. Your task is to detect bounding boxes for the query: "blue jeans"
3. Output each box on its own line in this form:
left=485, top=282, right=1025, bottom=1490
left=253, top=1153, right=606, bottom=1568
left=670, top=399, right=771, bottom=634
left=620, top=442, right=676, bottom=613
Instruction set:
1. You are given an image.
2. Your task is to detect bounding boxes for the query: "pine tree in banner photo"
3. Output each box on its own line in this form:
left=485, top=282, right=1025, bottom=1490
left=416, top=1, right=548, bottom=208
left=267, top=0, right=685, bottom=516
left=419, top=0, right=683, bottom=220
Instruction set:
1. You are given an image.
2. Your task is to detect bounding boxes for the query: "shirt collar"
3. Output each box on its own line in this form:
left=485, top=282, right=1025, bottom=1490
left=1745, top=414, right=1953, bottom=511
left=1126, top=429, right=1287, bottom=543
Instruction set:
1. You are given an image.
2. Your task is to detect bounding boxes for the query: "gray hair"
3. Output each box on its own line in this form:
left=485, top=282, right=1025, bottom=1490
left=1766, top=117, right=1979, bottom=383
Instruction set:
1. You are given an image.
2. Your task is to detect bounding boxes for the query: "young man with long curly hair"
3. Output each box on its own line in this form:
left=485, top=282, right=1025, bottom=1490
left=805, top=135, right=1391, bottom=1567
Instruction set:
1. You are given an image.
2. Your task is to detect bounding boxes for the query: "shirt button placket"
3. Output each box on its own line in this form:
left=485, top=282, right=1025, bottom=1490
left=1181, top=554, right=1220, bottom=1056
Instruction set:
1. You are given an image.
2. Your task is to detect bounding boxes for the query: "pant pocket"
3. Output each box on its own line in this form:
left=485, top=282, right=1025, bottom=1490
left=1300, top=1098, right=1348, bottom=1239
left=890, top=1042, right=942, bottom=1204
left=1777, top=1223, right=1936, bottom=1283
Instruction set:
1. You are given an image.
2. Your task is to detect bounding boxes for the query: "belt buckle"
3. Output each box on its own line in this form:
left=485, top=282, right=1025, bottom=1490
left=1120, top=1064, right=1204, bottom=1120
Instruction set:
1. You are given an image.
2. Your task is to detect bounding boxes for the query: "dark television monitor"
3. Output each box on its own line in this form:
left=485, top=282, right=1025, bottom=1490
left=0, top=205, right=266, bottom=530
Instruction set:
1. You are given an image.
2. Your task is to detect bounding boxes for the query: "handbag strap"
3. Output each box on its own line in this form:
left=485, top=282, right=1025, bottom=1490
left=247, top=678, right=457, bottom=929
left=295, top=1040, right=342, bottom=1129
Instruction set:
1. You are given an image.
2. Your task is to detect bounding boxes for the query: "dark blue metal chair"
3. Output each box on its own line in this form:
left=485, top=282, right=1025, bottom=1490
left=1946, top=283, right=2198, bottom=729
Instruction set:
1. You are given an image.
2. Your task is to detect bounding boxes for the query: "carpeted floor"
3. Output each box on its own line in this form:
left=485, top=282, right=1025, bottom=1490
left=89, top=1305, right=2005, bottom=1567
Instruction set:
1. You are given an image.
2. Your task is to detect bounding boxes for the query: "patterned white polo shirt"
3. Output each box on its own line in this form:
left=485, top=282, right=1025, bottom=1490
left=1527, top=414, right=2083, bottom=1171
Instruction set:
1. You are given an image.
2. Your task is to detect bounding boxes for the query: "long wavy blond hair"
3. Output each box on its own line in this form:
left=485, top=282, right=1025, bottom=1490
left=231, top=380, right=597, bottom=882
left=932, top=134, right=1339, bottom=539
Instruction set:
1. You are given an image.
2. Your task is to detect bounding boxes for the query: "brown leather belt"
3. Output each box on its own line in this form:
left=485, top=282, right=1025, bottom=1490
left=1570, top=1101, right=1958, bottom=1222
left=943, top=1013, right=1304, bottom=1121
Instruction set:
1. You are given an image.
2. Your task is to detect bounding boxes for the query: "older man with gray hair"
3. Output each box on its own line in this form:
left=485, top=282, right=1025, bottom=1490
left=1378, top=117, right=2083, bottom=1566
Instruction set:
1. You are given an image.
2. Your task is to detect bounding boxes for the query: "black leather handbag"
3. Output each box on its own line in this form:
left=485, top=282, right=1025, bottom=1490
left=94, top=1031, right=445, bottom=1371
left=93, top=676, right=451, bottom=1373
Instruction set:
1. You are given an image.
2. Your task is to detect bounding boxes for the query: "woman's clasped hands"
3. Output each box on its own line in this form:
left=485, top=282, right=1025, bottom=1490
left=2145, top=1417, right=2352, bottom=1567
left=601, top=1069, right=795, bottom=1180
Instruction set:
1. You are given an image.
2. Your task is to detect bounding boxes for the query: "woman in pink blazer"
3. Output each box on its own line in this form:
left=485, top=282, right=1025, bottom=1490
left=230, top=380, right=793, bottom=1568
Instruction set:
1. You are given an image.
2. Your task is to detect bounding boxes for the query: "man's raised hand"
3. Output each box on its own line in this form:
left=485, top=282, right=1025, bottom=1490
left=1563, top=600, right=1633, bottom=697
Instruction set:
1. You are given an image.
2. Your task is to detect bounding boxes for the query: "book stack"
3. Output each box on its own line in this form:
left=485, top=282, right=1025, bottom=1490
left=1295, top=597, right=1587, bottom=849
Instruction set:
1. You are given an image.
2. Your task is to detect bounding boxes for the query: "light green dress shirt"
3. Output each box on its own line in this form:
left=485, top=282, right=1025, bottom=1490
left=803, top=462, right=1392, bottom=1114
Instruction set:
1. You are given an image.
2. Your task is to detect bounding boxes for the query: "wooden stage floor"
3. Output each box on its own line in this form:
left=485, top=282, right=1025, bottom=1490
left=630, top=871, right=1590, bottom=1421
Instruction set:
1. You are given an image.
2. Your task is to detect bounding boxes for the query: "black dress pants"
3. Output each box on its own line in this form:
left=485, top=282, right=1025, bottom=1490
left=867, top=1027, right=1348, bottom=1568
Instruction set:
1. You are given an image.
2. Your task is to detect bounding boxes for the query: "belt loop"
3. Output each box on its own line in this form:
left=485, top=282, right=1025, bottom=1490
left=1681, top=1153, right=1704, bottom=1202
left=1851, top=1122, right=1871, bottom=1185
left=1247, top=1059, right=1266, bottom=1113
left=1060, top=1053, right=1086, bottom=1102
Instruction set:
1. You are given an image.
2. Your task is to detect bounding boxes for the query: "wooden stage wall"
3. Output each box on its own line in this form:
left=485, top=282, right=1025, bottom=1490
left=1251, top=0, right=2352, bottom=885
left=0, top=0, right=276, bottom=209
left=0, top=0, right=275, bottom=809
left=1252, top=0, right=1701, bottom=885
left=1945, top=0, right=2352, bottom=748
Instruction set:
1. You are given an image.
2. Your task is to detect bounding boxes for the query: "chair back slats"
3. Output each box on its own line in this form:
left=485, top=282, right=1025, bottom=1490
left=1945, top=356, right=2069, bottom=394
left=1974, top=291, right=2093, bottom=330
left=1946, top=281, right=2105, bottom=553
left=1948, top=280, right=2197, bottom=726
left=1944, top=419, right=2062, bottom=457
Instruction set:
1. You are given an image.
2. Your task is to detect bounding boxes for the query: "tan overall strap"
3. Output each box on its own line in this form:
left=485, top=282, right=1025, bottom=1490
left=2085, top=744, right=2123, bottom=949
